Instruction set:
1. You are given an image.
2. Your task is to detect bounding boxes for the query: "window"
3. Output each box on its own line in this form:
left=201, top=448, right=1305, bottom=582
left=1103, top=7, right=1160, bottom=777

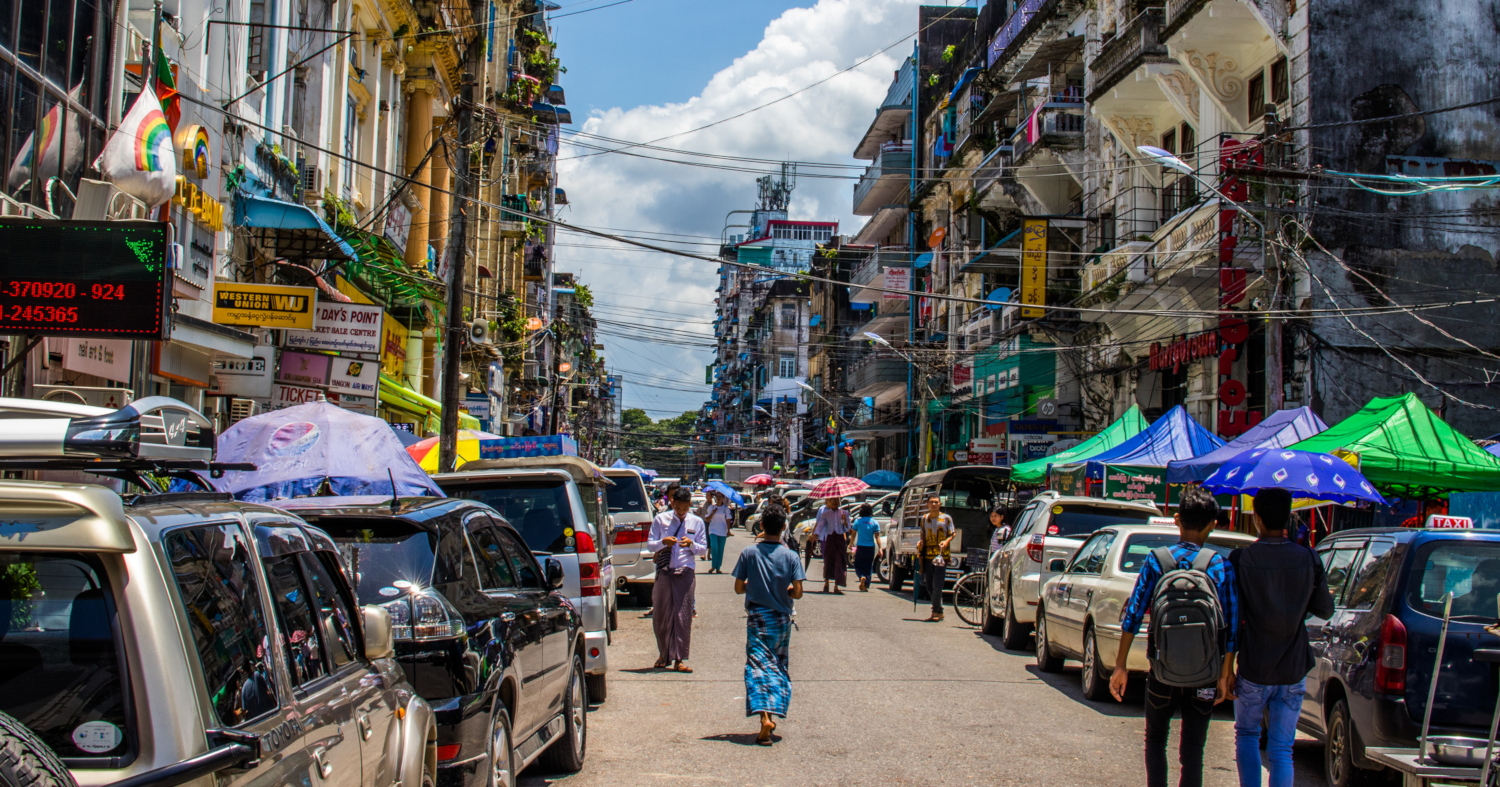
left=468, top=525, right=518, bottom=590
left=778, top=351, right=797, bottom=378
left=780, top=303, right=797, bottom=329
left=1068, top=533, right=1113, bottom=574
left=343, top=98, right=358, bottom=194
left=1160, top=128, right=1176, bottom=156
left=1248, top=71, right=1267, bottom=118
left=1321, top=544, right=1365, bottom=607
left=299, top=553, right=360, bottom=668
left=0, top=552, right=132, bottom=763
left=324, top=519, right=440, bottom=607
left=1118, top=534, right=1240, bottom=574
left=1271, top=57, right=1290, bottom=105
left=162, top=525, right=278, bottom=727
left=1179, top=123, right=1196, bottom=161
left=1343, top=540, right=1396, bottom=610
left=495, top=529, right=545, bottom=589
left=1407, top=540, right=1500, bottom=620
left=443, top=481, right=574, bottom=553
left=264, top=555, right=329, bottom=687
left=1100, top=212, right=1116, bottom=250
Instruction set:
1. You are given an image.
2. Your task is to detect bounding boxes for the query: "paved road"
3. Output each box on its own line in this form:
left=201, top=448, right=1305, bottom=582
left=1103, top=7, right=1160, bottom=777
left=524, top=535, right=1329, bottom=786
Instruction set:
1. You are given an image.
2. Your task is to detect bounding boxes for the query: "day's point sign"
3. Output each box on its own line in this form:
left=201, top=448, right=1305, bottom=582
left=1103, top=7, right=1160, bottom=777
left=1102, top=464, right=1171, bottom=506
left=285, top=300, right=385, bottom=354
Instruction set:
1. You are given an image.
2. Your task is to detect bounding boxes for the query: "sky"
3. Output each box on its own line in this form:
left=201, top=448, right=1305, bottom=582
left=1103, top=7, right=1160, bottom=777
left=550, top=0, right=958, bottom=421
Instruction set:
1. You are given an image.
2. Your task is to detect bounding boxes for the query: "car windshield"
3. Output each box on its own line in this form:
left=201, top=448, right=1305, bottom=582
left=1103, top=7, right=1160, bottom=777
left=1119, top=534, right=1240, bottom=574
left=1407, top=541, right=1500, bottom=620
left=606, top=476, right=650, bottom=513
left=318, top=520, right=438, bottom=606
left=445, top=481, right=573, bottom=554
left=0, top=552, right=131, bottom=765
left=1048, top=505, right=1155, bottom=538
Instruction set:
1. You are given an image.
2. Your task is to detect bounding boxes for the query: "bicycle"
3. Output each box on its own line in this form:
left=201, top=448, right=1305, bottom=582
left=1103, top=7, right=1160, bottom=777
left=951, top=548, right=991, bottom=627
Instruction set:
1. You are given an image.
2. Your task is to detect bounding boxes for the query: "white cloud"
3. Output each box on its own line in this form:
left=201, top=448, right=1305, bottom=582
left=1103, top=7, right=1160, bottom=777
left=557, top=0, right=923, bottom=418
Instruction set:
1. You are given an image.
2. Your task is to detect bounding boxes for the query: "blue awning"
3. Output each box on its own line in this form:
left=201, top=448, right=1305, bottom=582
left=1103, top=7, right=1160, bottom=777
left=532, top=102, right=573, bottom=124
left=913, top=253, right=933, bottom=268
left=809, top=315, right=822, bottom=327
left=234, top=192, right=356, bottom=261
left=850, top=301, right=872, bottom=311
left=948, top=67, right=979, bottom=102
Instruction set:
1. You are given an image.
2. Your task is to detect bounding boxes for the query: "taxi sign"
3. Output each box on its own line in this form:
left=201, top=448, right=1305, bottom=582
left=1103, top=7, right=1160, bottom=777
left=1426, top=515, right=1473, bottom=529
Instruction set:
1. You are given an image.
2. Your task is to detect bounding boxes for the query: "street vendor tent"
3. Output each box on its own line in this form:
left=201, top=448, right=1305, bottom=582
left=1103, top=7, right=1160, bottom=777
left=1011, top=405, right=1149, bottom=484
left=1065, top=405, right=1225, bottom=479
left=1290, top=393, right=1500, bottom=494
left=1166, top=407, right=1329, bottom=484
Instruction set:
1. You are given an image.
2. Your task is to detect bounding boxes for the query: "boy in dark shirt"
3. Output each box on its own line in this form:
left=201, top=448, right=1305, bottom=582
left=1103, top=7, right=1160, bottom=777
left=733, top=508, right=805, bottom=746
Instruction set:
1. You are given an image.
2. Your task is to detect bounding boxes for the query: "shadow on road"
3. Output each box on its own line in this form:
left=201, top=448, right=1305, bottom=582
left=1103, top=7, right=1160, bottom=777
left=701, top=732, right=780, bottom=747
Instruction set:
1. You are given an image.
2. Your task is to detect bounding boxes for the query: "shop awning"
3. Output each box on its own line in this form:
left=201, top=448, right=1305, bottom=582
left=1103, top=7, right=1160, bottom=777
left=1011, top=405, right=1149, bottom=484
left=1167, top=407, right=1329, bottom=484
left=235, top=192, right=357, bottom=261
left=171, top=313, right=256, bottom=357
left=1290, top=393, right=1500, bottom=494
left=378, top=374, right=481, bottom=430
left=1057, top=405, right=1224, bottom=479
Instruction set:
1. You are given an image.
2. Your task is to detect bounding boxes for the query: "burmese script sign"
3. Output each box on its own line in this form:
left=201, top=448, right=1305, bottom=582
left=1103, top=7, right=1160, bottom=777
left=1102, top=465, right=1170, bottom=507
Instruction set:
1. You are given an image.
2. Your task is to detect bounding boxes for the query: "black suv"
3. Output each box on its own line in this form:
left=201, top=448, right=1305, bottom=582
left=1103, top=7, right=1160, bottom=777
left=281, top=497, right=587, bottom=787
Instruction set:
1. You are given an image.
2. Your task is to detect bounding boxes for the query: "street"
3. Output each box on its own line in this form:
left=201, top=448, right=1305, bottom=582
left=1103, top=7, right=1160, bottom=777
left=525, top=536, right=1330, bottom=786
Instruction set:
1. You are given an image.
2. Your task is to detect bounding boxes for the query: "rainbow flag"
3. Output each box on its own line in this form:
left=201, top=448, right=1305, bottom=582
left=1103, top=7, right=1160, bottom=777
left=93, top=89, right=177, bottom=208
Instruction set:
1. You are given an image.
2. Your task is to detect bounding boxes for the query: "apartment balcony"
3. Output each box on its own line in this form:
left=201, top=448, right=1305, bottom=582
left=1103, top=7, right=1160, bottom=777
left=851, top=248, right=910, bottom=291
left=1011, top=108, right=1086, bottom=167
left=1088, top=8, right=1172, bottom=103
left=853, top=144, right=913, bottom=216
left=973, top=145, right=1013, bottom=196
left=1083, top=240, right=1151, bottom=294
left=986, top=0, right=1087, bottom=82
left=854, top=58, right=916, bottom=160
left=850, top=354, right=908, bottom=398
left=846, top=403, right=907, bottom=439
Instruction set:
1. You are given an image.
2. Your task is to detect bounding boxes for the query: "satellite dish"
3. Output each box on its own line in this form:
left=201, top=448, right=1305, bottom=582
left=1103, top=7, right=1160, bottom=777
left=985, top=288, right=1012, bottom=310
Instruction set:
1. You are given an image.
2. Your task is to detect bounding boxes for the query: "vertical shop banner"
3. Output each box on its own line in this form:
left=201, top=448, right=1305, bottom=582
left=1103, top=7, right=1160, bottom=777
left=381, top=318, right=410, bottom=378
left=328, top=357, right=378, bottom=397
left=60, top=338, right=133, bottom=384
left=1102, top=464, right=1170, bottom=506
left=284, top=300, right=385, bottom=354
left=278, top=350, right=331, bottom=386
left=1021, top=218, right=1048, bottom=318
left=884, top=266, right=910, bottom=300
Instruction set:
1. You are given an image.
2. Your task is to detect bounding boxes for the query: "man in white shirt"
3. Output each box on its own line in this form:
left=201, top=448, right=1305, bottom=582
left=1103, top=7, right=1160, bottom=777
left=647, top=487, right=709, bottom=671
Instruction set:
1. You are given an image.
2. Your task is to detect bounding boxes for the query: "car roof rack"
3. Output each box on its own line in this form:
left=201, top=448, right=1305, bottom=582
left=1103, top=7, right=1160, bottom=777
left=0, top=396, right=218, bottom=463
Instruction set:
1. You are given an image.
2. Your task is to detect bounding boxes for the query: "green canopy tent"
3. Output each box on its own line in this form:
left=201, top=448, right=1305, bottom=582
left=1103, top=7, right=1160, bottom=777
left=1011, top=405, right=1150, bottom=485
left=1290, top=393, right=1500, bottom=496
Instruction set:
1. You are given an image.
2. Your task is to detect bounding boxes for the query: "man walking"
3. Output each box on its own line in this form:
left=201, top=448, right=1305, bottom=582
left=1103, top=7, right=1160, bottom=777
left=918, top=494, right=954, bottom=622
left=1109, top=486, right=1237, bottom=787
left=1227, top=488, right=1335, bottom=787
left=647, top=486, right=708, bottom=672
left=733, top=507, right=805, bottom=746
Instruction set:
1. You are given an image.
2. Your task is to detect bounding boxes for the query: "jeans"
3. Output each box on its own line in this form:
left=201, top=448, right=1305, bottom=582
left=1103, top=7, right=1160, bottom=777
left=1233, top=677, right=1305, bottom=787
left=1144, top=675, right=1216, bottom=787
left=920, top=559, right=944, bottom=615
left=708, top=533, right=727, bottom=571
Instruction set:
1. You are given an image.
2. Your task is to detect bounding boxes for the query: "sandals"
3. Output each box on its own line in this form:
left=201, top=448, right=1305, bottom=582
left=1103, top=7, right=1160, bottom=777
left=756, top=718, right=776, bottom=746
left=673, top=662, right=693, bottom=673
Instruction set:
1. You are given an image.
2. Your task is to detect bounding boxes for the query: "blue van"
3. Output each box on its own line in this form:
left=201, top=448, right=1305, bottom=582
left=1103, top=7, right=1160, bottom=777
left=1301, top=527, right=1500, bottom=787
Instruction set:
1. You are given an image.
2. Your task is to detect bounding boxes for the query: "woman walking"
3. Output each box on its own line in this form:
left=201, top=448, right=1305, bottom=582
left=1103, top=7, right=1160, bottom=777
left=732, top=507, right=804, bottom=746
left=813, top=496, right=851, bottom=594
left=851, top=503, right=881, bottom=592
left=699, top=491, right=733, bottom=574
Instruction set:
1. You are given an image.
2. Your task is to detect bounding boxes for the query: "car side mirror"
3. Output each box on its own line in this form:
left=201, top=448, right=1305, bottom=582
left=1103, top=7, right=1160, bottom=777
left=545, top=557, right=565, bottom=590
left=997, top=526, right=1012, bottom=542
left=362, top=605, right=395, bottom=660
left=1048, top=558, right=1068, bottom=572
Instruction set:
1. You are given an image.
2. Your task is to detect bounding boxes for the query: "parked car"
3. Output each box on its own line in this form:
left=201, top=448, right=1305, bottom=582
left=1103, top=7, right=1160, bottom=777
left=281, top=496, right=587, bottom=786
left=0, top=397, right=437, bottom=787
left=1035, top=524, right=1254, bottom=700
left=1293, top=527, right=1500, bottom=787
left=886, top=466, right=1020, bottom=592
left=434, top=457, right=616, bottom=702
left=602, top=468, right=655, bottom=603
left=986, top=492, right=1160, bottom=650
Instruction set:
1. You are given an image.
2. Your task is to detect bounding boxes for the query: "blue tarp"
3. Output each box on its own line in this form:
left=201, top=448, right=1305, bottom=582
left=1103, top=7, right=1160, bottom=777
left=862, top=469, right=904, bottom=489
left=1166, top=407, right=1329, bottom=484
left=1068, top=405, right=1226, bottom=479
left=234, top=192, right=357, bottom=261
left=610, top=458, right=658, bottom=480
left=479, top=435, right=579, bottom=459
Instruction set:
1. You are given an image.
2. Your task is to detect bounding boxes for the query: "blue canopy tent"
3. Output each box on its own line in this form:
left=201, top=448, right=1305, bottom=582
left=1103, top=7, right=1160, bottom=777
left=1166, top=407, right=1330, bottom=484
left=609, top=458, right=658, bottom=481
left=1058, top=405, right=1225, bottom=479
left=862, top=469, right=904, bottom=489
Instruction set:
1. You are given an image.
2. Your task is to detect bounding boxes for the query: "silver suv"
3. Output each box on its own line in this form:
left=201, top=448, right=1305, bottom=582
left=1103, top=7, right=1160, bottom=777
left=985, top=492, right=1159, bottom=650
left=602, top=468, right=656, bottom=603
left=0, top=397, right=436, bottom=787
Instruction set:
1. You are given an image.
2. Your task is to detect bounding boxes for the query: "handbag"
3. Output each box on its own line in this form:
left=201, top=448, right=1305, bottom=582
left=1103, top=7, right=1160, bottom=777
left=654, top=516, right=686, bottom=573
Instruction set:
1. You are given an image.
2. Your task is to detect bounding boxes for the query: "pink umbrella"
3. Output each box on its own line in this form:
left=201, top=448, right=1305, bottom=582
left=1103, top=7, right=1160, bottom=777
left=743, top=474, right=777, bottom=486
left=809, top=476, right=869, bottom=498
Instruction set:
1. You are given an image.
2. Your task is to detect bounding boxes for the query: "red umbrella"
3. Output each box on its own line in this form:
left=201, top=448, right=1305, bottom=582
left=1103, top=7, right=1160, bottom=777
left=743, top=474, right=777, bottom=486
left=809, top=476, right=869, bottom=498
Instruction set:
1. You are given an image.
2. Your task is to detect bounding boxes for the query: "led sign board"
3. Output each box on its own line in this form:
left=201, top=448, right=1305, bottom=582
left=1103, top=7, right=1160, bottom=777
left=0, top=220, right=170, bottom=339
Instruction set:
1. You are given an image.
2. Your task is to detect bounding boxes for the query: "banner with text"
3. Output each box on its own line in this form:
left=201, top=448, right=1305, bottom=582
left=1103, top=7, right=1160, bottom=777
left=1020, top=219, right=1047, bottom=318
left=1102, top=464, right=1171, bottom=507
left=285, top=300, right=384, bottom=355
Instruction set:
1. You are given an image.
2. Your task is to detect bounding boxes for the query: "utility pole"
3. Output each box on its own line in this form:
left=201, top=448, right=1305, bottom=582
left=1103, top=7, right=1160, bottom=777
left=436, top=25, right=482, bottom=472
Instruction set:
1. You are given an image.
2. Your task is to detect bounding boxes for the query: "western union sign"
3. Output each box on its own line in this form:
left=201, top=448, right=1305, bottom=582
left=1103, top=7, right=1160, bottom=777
left=212, top=282, right=317, bottom=330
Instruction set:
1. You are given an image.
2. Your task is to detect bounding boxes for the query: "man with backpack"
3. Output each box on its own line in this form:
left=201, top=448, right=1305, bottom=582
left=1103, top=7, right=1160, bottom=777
left=1109, top=486, right=1238, bottom=787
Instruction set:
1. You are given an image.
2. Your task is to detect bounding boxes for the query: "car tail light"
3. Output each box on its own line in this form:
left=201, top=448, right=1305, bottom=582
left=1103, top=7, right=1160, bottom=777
left=436, top=744, right=461, bottom=761
left=579, top=559, right=603, bottom=597
left=1375, top=614, right=1407, bottom=694
left=613, top=526, right=646, bottom=545
left=574, top=530, right=596, bottom=554
left=1027, top=534, right=1045, bottom=564
left=381, top=589, right=465, bottom=641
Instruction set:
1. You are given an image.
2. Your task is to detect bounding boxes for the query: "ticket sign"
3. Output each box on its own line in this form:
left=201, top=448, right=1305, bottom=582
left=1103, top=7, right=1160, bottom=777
left=213, top=282, right=316, bottom=330
left=1426, top=515, right=1473, bottom=530
left=0, top=220, right=170, bottom=339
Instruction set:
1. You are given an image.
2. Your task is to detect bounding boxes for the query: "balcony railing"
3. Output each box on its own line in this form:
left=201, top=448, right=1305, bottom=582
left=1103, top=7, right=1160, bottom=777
left=987, top=0, right=1047, bottom=67
left=1164, top=0, right=1211, bottom=37
left=1088, top=8, right=1171, bottom=103
left=1011, top=109, right=1086, bottom=165
left=851, top=355, right=908, bottom=395
left=851, top=403, right=906, bottom=429
left=1083, top=240, right=1152, bottom=292
left=852, top=248, right=910, bottom=288
left=974, top=145, right=1012, bottom=194
left=853, top=143, right=913, bottom=215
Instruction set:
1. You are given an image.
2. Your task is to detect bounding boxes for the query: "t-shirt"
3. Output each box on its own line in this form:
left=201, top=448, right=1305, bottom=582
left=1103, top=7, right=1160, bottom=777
left=920, top=512, right=955, bottom=560
left=703, top=504, right=732, bottom=537
left=851, top=516, right=881, bottom=547
left=732, top=540, right=806, bottom=616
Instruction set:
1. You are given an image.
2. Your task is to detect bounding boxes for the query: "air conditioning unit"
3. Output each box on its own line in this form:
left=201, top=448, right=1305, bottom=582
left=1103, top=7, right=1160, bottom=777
left=0, top=192, right=56, bottom=219
left=229, top=397, right=261, bottom=425
left=73, top=179, right=150, bottom=220
left=523, top=361, right=539, bottom=380
left=34, top=385, right=134, bottom=410
left=301, top=165, right=323, bottom=206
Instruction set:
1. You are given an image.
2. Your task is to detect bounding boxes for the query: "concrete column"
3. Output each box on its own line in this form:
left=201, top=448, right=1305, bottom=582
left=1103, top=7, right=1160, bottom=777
left=429, top=120, right=450, bottom=265
left=402, top=80, right=434, bottom=270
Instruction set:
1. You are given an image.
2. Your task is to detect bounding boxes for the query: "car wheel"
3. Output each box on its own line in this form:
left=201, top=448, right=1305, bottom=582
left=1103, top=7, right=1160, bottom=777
left=540, top=656, right=588, bottom=773
left=585, top=671, right=608, bottom=704
left=888, top=553, right=907, bottom=592
left=487, top=706, right=516, bottom=787
left=1035, top=608, right=1064, bottom=672
left=1080, top=626, right=1111, bottom=701
left=981, top=583, right=1003, bottom=636
left=608, top=603, right=618, bottom=632
left=874, top=552, right=888, bottom=584
left=0, top=711, right=75, bottom=787
left=1325, top=698, right=1371, bottom=787
left=1000, top=585, right=1030, bottom=651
